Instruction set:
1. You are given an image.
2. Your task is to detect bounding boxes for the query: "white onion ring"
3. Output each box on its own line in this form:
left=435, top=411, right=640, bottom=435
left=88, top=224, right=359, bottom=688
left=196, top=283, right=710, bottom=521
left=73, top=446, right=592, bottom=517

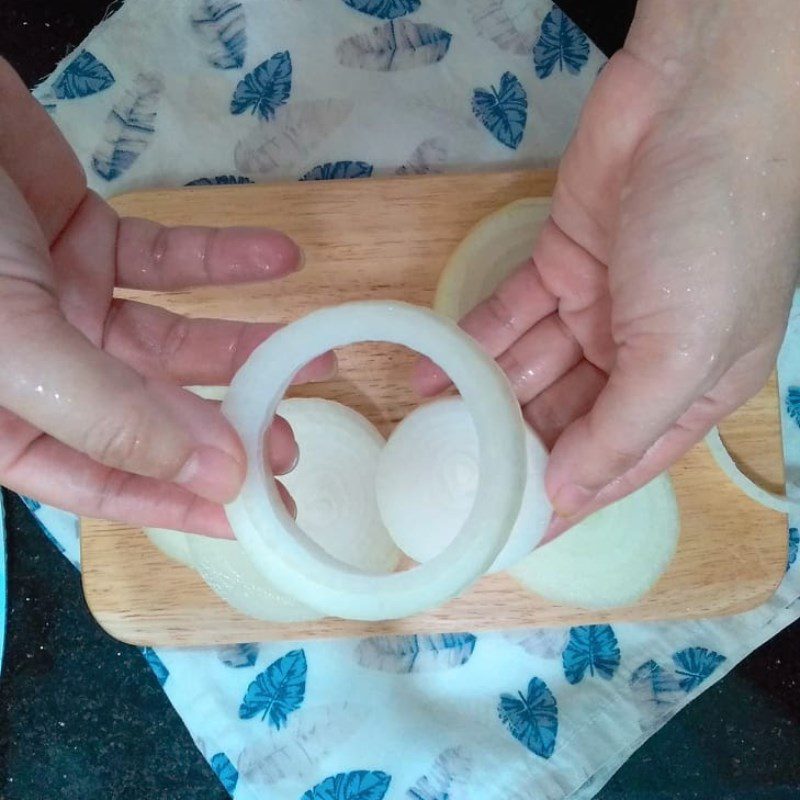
left=706, top=426, right=799, bottom=514
left=223, top=301, right=527, bottom=621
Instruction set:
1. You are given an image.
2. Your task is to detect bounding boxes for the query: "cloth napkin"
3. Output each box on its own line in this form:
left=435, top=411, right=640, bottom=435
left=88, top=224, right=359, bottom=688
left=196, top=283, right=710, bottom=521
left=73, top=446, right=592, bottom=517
left=22, top=1, right=800, bottom=797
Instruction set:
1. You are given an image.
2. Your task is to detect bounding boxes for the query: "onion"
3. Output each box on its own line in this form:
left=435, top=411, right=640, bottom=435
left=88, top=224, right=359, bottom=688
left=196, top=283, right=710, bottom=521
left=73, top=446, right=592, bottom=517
left=375, top=396, right=550, bottom=572
left=144, top=527, right=194, bottom=567
left=509, top=475, right=680, bottom=609
left=223, top=301, right=527, bottom=621
left=705, top=426, right=799, bottom=514
left=435, top=198, right=550, bottom=319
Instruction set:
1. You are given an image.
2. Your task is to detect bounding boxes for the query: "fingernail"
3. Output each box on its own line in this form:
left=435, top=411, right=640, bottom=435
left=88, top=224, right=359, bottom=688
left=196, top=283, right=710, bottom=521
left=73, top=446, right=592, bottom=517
left=551, top=483, right=596, bottom=518
left=176, top=446, right=243, bottom=503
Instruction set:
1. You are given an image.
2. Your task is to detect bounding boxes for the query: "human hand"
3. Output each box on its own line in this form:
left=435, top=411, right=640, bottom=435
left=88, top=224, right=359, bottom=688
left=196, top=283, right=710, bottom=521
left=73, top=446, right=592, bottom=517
left=414, top=1, right=800, bottom=534
left=0, top=59, right=334, bottom=536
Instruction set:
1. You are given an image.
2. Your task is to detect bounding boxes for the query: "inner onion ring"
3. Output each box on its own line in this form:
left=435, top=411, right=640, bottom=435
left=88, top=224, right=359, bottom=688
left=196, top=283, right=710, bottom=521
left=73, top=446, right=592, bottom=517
left=222, top=300, right=527, bottom=621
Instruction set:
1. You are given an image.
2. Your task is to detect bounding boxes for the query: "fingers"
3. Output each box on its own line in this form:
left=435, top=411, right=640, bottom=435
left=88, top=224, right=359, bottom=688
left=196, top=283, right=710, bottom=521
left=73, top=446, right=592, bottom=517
left=102, top=300, right=336, bottom=385
left=412, top=259, right=556, bottom=396
left=115, top=217, right=303, bottom=290
left=544, top=335, right=721, bottom=519
left=523, top=360, right=607, bottom=449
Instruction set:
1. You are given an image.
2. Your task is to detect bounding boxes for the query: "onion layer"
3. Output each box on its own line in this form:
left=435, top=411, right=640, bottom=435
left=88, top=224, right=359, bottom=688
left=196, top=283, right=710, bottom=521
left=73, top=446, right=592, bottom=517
left=375, top=397, right=550, bottom=572
left=509, top=475, right=680, bottom=609
left=223, top=301, right=527, bottom=621
left=435, top=198, right=550, bottom=319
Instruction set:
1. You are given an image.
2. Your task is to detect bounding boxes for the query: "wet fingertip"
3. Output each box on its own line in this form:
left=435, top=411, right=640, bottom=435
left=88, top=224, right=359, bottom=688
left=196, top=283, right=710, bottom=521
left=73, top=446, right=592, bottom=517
left=410, top=357, right=448, bottom=397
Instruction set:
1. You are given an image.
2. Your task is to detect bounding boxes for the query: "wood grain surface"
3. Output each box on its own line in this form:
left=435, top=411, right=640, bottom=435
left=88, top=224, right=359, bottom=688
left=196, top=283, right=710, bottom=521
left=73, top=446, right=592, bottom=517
left=80, top=169, right=788, bottom=646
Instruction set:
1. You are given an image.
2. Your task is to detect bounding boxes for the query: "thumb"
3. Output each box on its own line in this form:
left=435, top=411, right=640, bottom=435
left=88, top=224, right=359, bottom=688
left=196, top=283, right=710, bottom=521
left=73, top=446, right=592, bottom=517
left=545, top=339, right=712, bottom=518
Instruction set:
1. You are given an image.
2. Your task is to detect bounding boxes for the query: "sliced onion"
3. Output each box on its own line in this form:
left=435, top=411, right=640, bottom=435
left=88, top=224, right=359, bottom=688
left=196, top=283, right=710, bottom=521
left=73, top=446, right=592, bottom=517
left=187, top=396, right=399, bottom=621
left=223, top=301, right=527, bottom=621
left=706, top=426, right=799, bottom=514
left=188, top=536, right=319, bottom=622
left=509, top=475, right=680, bottom=609
left=434, top=197, right=550, bottom=319
left=185, top=385, right=228, bottom=401
left=144, top=527, right=194, bottom=568
left=375, top=396, right=550, bottom=572
left=279, top=397, right=400, bottom=572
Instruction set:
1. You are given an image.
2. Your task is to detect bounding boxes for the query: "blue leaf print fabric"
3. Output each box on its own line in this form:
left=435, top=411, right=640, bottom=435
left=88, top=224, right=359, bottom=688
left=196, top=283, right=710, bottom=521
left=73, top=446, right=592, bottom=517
left=498, top=676, right=558, bottom=759
left=210, top=752, right=239, bottom=793
left=406, top=748, right=469, bottom=800
left=788, top=527, right=799, bottom=571
left=20, top=496, right=41, bottom=513
left=342, top=0, right=420, bottom=19
left=533, top=6, right=589, bottom=79
left=142, top=647, right=169, bottom=686
left=218, top=643, right=259, bottom=667
left=471, top=71, right=527, bottom=150
left=185, top=174, right=253, bottom=185
left=562, top=625, right=621, bottom=684
left=301, top=770, right=391, bottom=800
left=672, top=647, right=726, bottom=692
left=356, top=633, right=476, bottom=672
left=52, top=51, right=115, bottom=99
left=786, top=386, right=800, bottom=426
left=336, top=21, right=452, bottom=71
left=230, top=51, right=292, bottom=119
left=191, top=1, right=247, bottom=70
left=239, top=648, right=306, bottom=728
left=301, top=161, right=374, bottom=181
left=91, top=73, right=162, bottom=181
left=629, top=659, right=682, bottom=707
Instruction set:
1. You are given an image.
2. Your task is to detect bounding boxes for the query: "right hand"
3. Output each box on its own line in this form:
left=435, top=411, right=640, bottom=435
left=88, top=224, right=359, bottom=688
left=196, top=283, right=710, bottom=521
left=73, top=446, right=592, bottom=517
left=0, top=59, right=333, bottom=536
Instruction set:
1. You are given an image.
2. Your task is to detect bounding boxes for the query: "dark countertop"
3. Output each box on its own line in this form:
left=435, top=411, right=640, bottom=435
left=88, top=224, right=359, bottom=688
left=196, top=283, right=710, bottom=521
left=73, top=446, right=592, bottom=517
left=1, top=2, right=799, bottom=798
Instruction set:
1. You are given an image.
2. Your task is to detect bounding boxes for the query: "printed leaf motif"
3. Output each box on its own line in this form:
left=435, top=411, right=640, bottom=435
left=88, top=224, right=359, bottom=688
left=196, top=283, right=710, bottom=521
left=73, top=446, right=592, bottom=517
left=302, top=770, right=391, bottom=800
left=52, top=50, right=115, bottom=99
left=533, top=6, right=589, bottom=79
left=191, top=1, right=247, bottom=70
left=396, top=137, right=447, bottom=175
left=472, top=71, right=527, bottom=150
left=238, top=702, right=366, bottom=786
left=672, top=647, right=726, bottom=692
left=239, top=648, right=306, bottom=728
left=342, top=0, right=420, bottom=19
left=218, top=642, right=259, bottom=667
left=91, top=73, right=162, bottom=181
left=789, top=527, right=799, bottom=571
left=20, top=496, right=42, bottom=513
left=185, top=174, right=253, bottom=185
left=468, top=0, right=542, bottom=55
left=210, top=752, right=239, bottom=794
left=231, top=51, right=291, bottom=119
left=629, top=659, right=682, bottom=707
left=356, top=633, right=476, bottom=672
left=234, top=99, right=354, bottom=177
left=406, top=747, right=470, bottom=800
left=336, top=21, right=452, bottom=71
left=142, top=647, right=169, bottom=686
left=498, top=676, right=558, bottom=759
left=786, top=386, right=800, bottom=426
left=301, top=161, right=374, bottom=181
left=562, top=625, right=620, bottom=684
left=505, top=628, right=568, bottom=660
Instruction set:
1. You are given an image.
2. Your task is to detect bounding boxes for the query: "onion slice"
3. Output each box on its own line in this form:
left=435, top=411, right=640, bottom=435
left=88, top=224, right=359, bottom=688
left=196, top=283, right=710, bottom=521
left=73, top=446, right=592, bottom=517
left=509, top=475, right=680, bottom=609
left=144, top=527, right=194, bottom=568
left=375, top=397, right=551, bottom=572
left=705, top=426, right=799, bottom=514
left=435, top=198, right=550, bottom=319
left=223, top=301, right=527, bottom=621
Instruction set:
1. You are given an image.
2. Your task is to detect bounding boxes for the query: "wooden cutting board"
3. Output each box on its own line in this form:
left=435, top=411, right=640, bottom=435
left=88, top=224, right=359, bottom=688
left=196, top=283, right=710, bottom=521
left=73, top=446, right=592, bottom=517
left=80, top=169, right=788, bottom=646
